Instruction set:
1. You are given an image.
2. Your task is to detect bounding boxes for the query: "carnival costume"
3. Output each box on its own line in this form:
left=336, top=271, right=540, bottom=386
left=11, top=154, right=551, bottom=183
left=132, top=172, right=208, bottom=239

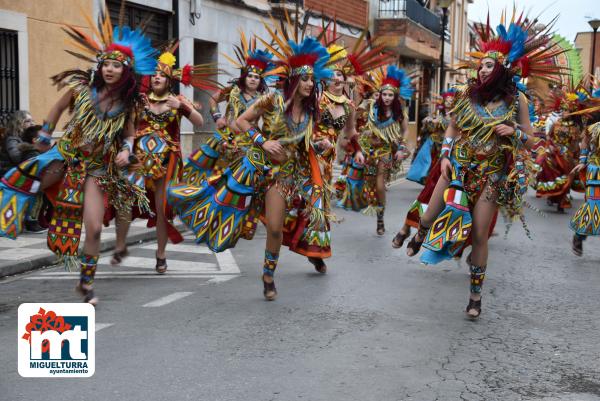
left=407, top=89, right=455, bottom=185
left=404, top=12, right=566, bottom=318
left=535, top=88, right=587, bottom=211
left=167, top=18, right=334, bottom=253
left=110, top=46, right=221, bottom=252
left=182, top=32, right=276, bottom=187
left=338, top=65, right=413, bottom=235
left=282, top=33, right=392, bottom=261
left=0, top=4, right=157, bottom=296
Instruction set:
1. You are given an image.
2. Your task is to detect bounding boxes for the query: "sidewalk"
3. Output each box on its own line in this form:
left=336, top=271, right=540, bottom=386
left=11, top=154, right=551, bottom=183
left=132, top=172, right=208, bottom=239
left=0, top=220, right=187, bottom=279
left=0, top=160, right=411, bottom=279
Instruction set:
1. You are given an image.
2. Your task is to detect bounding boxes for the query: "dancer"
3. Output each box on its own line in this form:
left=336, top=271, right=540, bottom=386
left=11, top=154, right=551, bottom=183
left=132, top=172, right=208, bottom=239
left=570, top=118, right=600, bottom=255
left=403, top=13, right=565, bottom=319
left=168, top=16, right=333, bottom=300
left=353, top=65, right=413, bottom=235
left=535, top=87, right=587, bottom=212
left=110, top=45, right=212, bottom=272
left=393, top=89, right=456, bottom=247
left=282, top=32, right=392, bottom=273
left=0, top=3, right=157, bottom=304
left=182, top=32, right=276, bottom=187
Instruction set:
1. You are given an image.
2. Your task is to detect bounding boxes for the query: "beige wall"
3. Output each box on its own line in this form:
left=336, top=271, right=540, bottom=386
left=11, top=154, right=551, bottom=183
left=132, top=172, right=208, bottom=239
left=0, top=0, right=92, bottom=128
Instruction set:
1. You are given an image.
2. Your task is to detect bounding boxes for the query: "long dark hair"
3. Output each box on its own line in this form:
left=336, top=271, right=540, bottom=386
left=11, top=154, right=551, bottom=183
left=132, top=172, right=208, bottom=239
left=91, top=61, right=139, bottom=113
left=236, top=70, right=268, bottom=95
left=470, top=62, right=516, bottom=105
left=376, top=91, right=404, bottom=122
left=283, top=75, right=320, bottom=121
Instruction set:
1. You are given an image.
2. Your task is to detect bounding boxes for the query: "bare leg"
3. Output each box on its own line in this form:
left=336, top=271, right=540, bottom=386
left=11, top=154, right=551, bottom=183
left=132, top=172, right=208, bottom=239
left=40, top=161, right=65, bottom=190
left=154, top=177, right=168, bottom=260
left=466, top=186, right=497, bottom=318
left=262, top=185, right=286, bottom=300
left=77, top=178, right=105, bottom=305
left=112, top=208, right=132, bottom=263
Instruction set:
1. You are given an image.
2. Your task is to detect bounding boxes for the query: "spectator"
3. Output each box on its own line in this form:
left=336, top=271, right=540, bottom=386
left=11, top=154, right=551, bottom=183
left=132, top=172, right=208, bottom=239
left=0, top=110, right=35, bottom=176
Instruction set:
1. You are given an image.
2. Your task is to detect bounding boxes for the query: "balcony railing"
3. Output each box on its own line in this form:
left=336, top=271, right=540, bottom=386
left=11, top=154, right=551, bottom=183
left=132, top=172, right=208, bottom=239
left=378, top=0, right=441, bottom=35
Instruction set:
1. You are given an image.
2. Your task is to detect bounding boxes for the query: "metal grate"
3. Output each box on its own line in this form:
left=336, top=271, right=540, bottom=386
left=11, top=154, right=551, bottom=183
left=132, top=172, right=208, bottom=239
left=378, top=0, right=441, bottom=35
left=0, top=29, right=19, bottom=128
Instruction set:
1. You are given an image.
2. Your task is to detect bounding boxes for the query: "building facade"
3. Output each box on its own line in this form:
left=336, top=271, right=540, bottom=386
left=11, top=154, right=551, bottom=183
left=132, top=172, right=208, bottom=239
left=0, top=0, right=370, bottom=155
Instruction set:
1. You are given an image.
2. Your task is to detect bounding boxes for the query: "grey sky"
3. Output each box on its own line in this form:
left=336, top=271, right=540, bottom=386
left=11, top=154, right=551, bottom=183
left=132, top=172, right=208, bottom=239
left=467, top=0, right=599, bottom=42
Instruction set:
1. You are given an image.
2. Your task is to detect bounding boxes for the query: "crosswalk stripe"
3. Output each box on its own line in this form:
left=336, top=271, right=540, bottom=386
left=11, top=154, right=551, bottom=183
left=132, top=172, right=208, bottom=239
left=138, top=243, right=212, bottom=254
left=214, top=250, right=241, bottom=274
left=97, top=256, right=218, bottom=271
left=143, top=292, right=194, bottom=307
left=25, top=275, right=219, bottom=280
left=96, top=323, right=114, bottom=332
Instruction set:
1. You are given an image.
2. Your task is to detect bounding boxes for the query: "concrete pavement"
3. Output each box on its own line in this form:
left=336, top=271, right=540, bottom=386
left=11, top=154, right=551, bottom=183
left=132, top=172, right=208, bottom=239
left=1, top=180, right=599, bottom=400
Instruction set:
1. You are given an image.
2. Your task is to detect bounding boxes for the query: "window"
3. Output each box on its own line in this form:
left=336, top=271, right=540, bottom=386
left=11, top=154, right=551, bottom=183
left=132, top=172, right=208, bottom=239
left=106, top=0, right=172, bottom=47
left=0, top=29, right=19, bottom=127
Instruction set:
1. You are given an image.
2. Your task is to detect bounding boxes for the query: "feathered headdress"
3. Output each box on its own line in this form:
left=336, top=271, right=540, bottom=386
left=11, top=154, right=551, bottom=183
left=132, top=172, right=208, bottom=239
left=153, top=42, right=222, bottom=92
left=222, top=29, right=277, bottom=79
left=259, top=11, right=333, bottom=81
left=61, top=0, right=157, bottom=75
left=465, top=9, right=568, bottom=83
left=369, top=65, right=414, bottom=100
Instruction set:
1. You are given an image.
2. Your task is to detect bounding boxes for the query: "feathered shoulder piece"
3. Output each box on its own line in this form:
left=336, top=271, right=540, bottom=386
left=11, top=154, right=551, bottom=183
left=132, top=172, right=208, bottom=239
left=61, top=0, right=157, bottom=75
left=464, top=8, right=568, bottom=83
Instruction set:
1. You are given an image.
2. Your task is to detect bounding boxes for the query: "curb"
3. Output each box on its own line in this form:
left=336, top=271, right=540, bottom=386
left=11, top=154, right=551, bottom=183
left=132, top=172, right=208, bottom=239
left=0, top=224, right=188, bottom=279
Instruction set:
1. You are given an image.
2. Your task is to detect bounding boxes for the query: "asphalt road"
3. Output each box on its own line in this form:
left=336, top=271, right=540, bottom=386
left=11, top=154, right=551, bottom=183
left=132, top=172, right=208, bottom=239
left=1, top=180, right=599, bottom=401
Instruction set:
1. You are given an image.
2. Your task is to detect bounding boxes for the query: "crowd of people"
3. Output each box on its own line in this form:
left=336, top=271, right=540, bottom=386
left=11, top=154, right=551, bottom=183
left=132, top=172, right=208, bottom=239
left=1, top=2, right=598, bottom=321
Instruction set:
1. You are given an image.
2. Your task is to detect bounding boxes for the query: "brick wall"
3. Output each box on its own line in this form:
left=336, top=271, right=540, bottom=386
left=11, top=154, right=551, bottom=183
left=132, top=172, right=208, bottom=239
left=304, top=0, right=368, bottom=28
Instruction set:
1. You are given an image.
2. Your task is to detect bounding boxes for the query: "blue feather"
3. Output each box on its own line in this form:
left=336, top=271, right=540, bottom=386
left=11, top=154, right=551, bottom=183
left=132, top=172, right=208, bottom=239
left=112, top=26, right=158, bottom=75
left=288, top=37, right=333, bottom=81
left=386, top=65, right=414, bottom=100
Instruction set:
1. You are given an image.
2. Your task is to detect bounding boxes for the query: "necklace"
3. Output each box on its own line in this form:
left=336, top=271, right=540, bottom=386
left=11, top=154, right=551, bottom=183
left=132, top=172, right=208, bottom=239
left=324, top=90, right=348, bottom=104
left=148, top=91, right=170, bottom=102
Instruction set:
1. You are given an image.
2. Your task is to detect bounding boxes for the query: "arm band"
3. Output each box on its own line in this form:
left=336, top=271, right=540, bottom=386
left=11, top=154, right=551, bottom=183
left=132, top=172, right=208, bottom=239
left=247, top=128, right=266, bottom=146
left=440, top=137, right=454, bottom=158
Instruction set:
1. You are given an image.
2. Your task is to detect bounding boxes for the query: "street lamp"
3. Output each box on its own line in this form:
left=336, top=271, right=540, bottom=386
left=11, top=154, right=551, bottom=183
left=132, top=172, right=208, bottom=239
left=588, top=19, right=600, bottom=76
left=438, top=0, right=454, bottom=92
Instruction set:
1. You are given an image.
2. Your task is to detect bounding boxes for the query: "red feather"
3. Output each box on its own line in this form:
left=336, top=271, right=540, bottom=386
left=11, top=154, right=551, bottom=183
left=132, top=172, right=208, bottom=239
left=288, top=54, right=318, bottom=69
left=181, top=65, right=192, bottom=86
left=105, top=43, right=133, bottom=59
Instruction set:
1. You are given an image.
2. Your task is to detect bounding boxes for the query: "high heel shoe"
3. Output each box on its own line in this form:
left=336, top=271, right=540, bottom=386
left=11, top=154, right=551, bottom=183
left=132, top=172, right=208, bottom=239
left=392, top=230, right=410, bottom=248
left=465, top=298, right=481, bottom=319
left=110, top=247, right=128, bottom=265
left=155, top=253, right=168, bottom=274
left=262, top=274, right=277, bottom=301
left=75, top=282, right=98, bottom=306
left=308, top=257, right=327, bottom=274
left=406, top=224, right=429, bottom=256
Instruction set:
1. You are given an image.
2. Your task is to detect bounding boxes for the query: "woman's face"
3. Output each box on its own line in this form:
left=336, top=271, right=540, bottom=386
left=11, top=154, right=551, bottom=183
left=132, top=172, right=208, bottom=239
left=22, top=113, right=34, bottom=129
left=327, top=70, right=345, bottom=93
left=245, top=71, right=261, bottom=91
left=443, top=96, right=453, bottom=110
left=151, top=71, right=169, bottom=94
left=381, top=89, right=395, bottom=106
left=372, top=92, right=380, bottom=101
left=101, top=59, right=124, bottom=85
left=478, top=57, right=496, bottom=83
left=297, top=75, right=315, bottom=98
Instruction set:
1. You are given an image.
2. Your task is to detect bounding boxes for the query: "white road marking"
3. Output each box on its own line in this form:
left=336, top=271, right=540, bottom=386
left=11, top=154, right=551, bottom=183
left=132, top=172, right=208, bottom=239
left=207, top=276, right=238, bottom=284
left=143, top=292, right=194, bottom=307
left=96, top=323, right=114, bottom=332
left=214, top=250, right=241, bottom=274
left=25, top=275, right=224, bottom=280
left=139, top=243, right=211, bottom=254
left=96, top=256, right=218, bottom=271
